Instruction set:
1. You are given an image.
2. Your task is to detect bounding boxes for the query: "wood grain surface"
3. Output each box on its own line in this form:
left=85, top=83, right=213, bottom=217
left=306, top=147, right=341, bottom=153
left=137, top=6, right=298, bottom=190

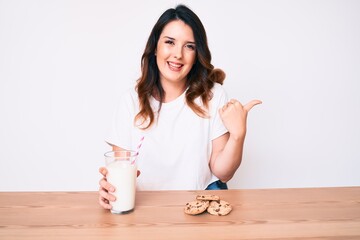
left=0, top=187, right=359, bottom=239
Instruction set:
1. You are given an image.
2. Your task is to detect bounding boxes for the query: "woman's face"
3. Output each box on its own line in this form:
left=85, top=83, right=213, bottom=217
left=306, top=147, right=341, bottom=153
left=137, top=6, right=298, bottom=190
left=156, top=20, right=196, bottom=89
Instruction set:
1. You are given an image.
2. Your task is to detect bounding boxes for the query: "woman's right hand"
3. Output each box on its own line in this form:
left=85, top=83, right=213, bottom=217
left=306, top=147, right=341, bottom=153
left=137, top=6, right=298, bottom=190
left=98, top=167, right=116, bottom=210
left=98, top=167, right=141, bottom=210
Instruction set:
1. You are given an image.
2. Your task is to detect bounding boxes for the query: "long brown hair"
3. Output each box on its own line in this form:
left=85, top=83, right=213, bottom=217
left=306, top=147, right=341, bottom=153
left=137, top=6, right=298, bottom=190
left=135, top=5, right=225, bottom=129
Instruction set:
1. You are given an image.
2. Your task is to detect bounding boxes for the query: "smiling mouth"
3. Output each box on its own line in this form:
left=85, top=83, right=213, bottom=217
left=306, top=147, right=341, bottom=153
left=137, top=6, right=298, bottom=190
left=167, top=61, right=184, bottom=71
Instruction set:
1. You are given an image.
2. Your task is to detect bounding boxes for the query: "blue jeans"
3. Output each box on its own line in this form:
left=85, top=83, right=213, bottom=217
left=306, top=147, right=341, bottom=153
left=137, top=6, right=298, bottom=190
left=205, top=180, right=228, bottom=190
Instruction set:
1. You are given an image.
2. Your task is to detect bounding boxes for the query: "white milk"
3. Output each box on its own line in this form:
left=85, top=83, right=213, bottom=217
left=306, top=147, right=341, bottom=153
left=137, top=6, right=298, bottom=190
left=106, top=160, right=137, bottom=214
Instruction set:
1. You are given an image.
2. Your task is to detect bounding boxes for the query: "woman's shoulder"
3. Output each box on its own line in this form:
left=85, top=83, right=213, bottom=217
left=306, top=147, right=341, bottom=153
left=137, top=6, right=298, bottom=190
left=115, top=86, right=139, bottom=110
left=118, top=86, right=138, bottom=101
left=211, top=82, right=228, bottom=99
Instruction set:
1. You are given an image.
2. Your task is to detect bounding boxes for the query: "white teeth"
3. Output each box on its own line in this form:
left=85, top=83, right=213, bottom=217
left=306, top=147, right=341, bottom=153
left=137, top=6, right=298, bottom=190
left=168, top=62, right=182, bottom=68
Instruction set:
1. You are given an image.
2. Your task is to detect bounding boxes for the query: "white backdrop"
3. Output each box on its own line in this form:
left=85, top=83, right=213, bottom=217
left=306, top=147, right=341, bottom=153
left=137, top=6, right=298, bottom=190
left=1, top=0, right=359, bottom=191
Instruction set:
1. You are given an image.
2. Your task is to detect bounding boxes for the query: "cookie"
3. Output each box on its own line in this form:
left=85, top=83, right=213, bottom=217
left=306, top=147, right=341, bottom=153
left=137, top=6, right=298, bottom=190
left=207, top=200, right=232, bottom=216
left=184, top=200, right=210, bottom=215
left=196, top=194, right=220, bottom=201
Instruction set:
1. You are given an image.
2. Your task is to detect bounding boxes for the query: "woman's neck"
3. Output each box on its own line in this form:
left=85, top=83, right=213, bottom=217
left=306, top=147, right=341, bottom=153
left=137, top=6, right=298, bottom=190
left=156, top=80, right=187, bottom=103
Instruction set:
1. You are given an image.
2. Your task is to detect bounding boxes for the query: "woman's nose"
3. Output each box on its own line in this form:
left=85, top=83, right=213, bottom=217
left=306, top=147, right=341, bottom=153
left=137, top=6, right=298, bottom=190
left=173, top=45, right=183, bottom=59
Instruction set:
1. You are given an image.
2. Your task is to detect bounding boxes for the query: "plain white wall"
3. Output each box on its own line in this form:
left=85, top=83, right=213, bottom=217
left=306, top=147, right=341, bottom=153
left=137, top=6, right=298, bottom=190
left=0, top=0, right=359, bottom=191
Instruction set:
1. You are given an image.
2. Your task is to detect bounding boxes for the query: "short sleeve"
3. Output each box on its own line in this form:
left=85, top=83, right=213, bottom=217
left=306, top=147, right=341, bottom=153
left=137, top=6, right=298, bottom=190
left=210, top=84, right=229, bottom=140
left=105, top=90, right=136, bottom=150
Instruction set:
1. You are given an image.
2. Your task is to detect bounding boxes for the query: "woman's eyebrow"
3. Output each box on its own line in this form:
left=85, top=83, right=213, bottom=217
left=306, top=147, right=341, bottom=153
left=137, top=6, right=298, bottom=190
left=163, top=36, right=195, bottom=44
left=163, top=36, right=175, bottom=40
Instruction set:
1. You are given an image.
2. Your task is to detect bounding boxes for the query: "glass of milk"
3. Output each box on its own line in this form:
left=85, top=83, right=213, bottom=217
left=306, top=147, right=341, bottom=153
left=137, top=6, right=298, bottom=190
left=104, top=150, right=137, bottom=214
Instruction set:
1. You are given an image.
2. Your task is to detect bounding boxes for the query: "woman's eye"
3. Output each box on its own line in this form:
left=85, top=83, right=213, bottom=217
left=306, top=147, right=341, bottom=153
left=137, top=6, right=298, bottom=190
left=165, top=40, right=174, bottom=45
left=185, top=44, right=196, bottom=50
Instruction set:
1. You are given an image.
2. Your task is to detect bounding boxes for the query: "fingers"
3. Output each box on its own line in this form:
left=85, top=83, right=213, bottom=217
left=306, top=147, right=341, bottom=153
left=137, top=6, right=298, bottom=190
left=99, top=167, right=108, bottom=177
left=99, top=185, right=116, bottom=202
left=221, top=99, right=262, bottom=112
left=244, top=100, right=262, bottom=112
left=99, top=177, right=115, bottom=193
left=98, top=192, right=113, bottom=210
left=99, top=166, right=116, bottom=210
left=98, top=176, right=116, bottom=210
left=221, top=100, right=235, bottom=112
left=98, top=167, right=141, bottom=210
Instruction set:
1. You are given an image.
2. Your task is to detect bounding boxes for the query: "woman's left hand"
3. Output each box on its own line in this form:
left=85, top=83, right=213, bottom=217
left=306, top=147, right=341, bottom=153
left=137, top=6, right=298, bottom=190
left=219, top=99, right=262, bottom=140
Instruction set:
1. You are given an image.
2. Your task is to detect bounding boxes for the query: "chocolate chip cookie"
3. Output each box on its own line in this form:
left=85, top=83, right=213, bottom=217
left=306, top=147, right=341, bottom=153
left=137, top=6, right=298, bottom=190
left=207, top=200, right=232, bottom=216
left=184, top=200, right=210, bottom=215
left=196, top=194, right=220, bottom=201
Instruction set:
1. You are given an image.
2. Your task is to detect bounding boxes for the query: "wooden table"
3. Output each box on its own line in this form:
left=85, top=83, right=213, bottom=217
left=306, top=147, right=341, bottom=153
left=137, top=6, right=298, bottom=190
left=0, top=187, right=359, bottom=239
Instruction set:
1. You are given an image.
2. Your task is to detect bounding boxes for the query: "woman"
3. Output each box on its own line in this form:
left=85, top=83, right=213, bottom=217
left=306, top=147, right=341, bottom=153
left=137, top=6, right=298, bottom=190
left=99, top=5, right=261, bottom=210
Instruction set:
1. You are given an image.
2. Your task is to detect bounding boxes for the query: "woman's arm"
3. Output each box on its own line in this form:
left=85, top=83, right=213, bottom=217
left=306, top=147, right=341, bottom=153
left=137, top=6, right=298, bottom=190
left=209, top=99, right=261, bottom=182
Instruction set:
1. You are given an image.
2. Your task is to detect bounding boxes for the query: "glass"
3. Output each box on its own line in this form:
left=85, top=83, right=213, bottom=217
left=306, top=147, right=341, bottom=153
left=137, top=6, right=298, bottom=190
left=104, top=150, right=137, bottom=214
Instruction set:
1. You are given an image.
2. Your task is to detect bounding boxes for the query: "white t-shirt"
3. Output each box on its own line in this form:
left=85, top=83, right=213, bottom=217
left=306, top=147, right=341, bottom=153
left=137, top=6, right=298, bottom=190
left=106, top=83, right=229, bottom=190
